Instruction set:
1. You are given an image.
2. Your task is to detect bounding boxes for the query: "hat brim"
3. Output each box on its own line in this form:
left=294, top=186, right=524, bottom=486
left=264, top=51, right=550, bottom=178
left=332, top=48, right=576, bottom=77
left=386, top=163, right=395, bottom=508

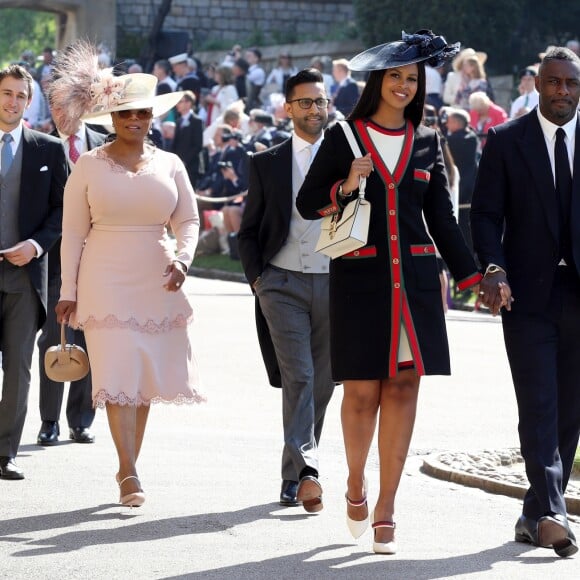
left=81, top=91, right=184, bottom=125
left=349, top=40, right=455, bottom=72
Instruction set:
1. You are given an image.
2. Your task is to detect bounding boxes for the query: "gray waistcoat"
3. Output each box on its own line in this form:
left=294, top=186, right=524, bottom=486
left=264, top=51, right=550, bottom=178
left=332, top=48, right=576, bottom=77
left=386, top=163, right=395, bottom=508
left=0, top=141, right=23, bottom=249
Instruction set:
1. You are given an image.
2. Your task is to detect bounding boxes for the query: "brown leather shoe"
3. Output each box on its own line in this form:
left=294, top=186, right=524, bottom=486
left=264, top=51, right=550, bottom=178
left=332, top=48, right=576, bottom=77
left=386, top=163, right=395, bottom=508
left=538, top=514, right=578, bottom=558
left=0, top=456, right=24, bottom=480
left=296, top=475, right=323, bottom=513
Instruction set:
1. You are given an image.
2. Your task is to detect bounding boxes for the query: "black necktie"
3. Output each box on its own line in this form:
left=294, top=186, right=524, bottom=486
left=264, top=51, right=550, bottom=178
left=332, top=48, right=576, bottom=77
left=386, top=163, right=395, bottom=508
left=555, top=127, right=572, bottom=219
left=555, top=127, right=574, bottom=265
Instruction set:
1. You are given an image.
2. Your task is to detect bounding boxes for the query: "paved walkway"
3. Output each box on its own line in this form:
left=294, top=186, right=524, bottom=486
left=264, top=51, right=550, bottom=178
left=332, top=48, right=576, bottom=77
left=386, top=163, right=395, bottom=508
left=1, top=277, right=578, bottom=579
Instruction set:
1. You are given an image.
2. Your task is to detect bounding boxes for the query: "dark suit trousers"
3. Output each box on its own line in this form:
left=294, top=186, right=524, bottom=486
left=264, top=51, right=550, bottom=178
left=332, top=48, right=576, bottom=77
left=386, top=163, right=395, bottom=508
left=502, top=267, right=580, bottom=519
left=37, top=270, right=94, bottom=428
left=0, top=264, right=40, bottom=457
left=256, top=266, right=334, bottom=481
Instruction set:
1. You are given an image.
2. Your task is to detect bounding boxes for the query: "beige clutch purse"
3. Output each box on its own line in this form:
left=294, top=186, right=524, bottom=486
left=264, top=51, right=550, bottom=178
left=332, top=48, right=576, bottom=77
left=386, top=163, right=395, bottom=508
left=44, top=323, right=90, bottom=382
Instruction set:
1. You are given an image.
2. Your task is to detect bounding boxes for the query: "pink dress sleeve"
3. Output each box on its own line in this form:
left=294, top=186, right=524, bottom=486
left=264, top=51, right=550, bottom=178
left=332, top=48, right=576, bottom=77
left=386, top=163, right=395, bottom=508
left=170, top=156, right=200, bottom=267
left=60, top=155, right=92, bottom=301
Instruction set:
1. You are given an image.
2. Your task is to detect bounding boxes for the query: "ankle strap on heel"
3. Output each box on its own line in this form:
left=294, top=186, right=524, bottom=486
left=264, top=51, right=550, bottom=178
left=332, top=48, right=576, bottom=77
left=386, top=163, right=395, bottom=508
left=372, top=520, right=396, bottom=529
left=346, top=494, right=367, bottom=507
left=119, top=475, right=139, bottom=487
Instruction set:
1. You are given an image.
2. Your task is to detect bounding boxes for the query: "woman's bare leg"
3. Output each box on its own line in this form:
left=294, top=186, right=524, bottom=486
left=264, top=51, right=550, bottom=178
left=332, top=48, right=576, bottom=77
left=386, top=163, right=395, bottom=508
left=342, top=379, right=381, bottom=522
left=373, top=370, right=420, bottom=543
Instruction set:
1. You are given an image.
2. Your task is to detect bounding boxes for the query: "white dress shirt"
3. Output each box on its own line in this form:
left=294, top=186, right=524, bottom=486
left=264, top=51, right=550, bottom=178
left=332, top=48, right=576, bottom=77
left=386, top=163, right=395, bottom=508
left=269, top=133, right=329, bottom=273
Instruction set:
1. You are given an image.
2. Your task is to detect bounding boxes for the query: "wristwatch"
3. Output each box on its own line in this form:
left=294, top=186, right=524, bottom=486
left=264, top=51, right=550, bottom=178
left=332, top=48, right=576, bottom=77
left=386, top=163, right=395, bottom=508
left=338, top=183, right=354, bottom=198
left=485, top=264, right=506, bottom=276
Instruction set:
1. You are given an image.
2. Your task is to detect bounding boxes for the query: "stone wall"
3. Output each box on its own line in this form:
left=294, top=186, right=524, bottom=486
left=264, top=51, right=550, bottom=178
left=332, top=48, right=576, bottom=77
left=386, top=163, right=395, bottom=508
left=117, top=0, right=356, bottom=53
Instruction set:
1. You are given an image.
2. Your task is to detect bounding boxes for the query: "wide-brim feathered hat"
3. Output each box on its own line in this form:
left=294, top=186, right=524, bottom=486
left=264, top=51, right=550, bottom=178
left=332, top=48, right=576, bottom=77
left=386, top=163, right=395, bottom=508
left=82, top=73, right=183, bottom=125
left=349, top=29, right=460, bottom=72
left=49, top=40, right=183, bottom=126
left=451, top=47, right=488, bottom=72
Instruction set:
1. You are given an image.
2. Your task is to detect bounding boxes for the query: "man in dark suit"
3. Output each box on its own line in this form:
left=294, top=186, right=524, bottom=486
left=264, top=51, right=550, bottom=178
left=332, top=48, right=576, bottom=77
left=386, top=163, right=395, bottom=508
left=471, top=46, right=580, bottom=558
left=35, top=98, right=107, bottom=447
left=0, top=64, right=67, bottom=480
left=169, top=53, right=202, bottom=106
left=172, top=90, right=203, bottom=188
left=331, top=58, right=360, bottom=117
left=446, top=107, right=479, bottom=254
left=238, top=69, right=334, bottom=512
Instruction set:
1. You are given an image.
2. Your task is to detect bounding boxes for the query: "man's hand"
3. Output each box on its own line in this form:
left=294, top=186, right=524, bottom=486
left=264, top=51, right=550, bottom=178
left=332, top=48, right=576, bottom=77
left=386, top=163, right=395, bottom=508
left=1, top=241, right=37, bottom=266
left=478, top=272, right=514, bottom=315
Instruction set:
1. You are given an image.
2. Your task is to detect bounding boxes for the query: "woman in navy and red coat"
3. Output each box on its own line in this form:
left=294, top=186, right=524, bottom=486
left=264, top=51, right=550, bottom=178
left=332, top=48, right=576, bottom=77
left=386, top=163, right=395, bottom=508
left=297, top=30, right=481, bottom=554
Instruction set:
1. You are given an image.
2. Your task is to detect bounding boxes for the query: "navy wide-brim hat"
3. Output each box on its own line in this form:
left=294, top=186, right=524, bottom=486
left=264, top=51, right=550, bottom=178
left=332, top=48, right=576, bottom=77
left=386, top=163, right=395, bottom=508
left=349, top=29, right=460, bottom=72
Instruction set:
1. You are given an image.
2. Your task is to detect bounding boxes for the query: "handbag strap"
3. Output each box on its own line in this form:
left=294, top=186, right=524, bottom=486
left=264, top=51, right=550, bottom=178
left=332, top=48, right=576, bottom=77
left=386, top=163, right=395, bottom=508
left=60, top=323, right=67, bottom=351
left=338, top=121, right=366, bottom=198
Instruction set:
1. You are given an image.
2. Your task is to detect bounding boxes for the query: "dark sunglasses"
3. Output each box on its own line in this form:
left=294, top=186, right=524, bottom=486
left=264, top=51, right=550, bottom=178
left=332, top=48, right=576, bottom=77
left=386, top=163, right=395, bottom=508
left=116, top=109, right=153, bottom=120
left=286, top=98, right=330, bottom=110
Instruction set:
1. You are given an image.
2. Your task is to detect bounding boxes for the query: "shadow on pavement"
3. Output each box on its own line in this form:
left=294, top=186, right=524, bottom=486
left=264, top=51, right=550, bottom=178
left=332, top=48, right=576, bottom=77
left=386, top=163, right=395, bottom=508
left=161, top=542, right=548, bottom=580
left=4, top=503, right=300, bottom=557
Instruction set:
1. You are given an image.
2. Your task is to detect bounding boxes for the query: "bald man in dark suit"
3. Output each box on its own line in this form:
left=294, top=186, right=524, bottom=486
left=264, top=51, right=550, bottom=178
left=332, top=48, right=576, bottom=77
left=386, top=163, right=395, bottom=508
left=471, top=47, right=580, bottom=558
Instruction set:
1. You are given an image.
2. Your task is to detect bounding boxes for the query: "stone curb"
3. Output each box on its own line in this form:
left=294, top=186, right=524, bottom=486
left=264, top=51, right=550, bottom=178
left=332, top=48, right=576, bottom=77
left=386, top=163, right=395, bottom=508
left=422, top=456, right=580, bottom=515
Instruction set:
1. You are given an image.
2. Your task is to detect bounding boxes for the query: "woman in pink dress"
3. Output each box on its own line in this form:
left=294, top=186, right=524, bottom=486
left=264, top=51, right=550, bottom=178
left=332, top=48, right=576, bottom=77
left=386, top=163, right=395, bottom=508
left=54, top=43, right=205, bottom=507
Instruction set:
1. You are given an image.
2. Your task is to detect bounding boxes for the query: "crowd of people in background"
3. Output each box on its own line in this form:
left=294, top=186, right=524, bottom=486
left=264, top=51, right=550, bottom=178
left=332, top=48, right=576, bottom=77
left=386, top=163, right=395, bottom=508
left=10, top=37, right=580, bottom=279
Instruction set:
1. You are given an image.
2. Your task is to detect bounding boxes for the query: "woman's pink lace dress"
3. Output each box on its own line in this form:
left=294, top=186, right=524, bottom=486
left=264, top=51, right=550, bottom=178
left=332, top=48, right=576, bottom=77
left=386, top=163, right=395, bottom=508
left=60, top=146, right=205, bottom=407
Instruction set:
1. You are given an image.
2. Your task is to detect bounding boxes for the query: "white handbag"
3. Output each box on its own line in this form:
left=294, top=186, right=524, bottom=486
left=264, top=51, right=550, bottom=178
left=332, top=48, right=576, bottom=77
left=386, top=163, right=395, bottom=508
left=315, top=122, right=371, bottom=259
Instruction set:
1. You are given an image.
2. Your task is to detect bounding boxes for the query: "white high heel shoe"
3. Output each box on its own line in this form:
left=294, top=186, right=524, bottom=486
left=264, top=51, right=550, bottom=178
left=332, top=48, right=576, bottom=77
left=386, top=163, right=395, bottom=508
left=346, top=478, right=369, bottom=539
left=372, top=512, right=397, bottom=555
left=118, top=475, right=145, bottom=507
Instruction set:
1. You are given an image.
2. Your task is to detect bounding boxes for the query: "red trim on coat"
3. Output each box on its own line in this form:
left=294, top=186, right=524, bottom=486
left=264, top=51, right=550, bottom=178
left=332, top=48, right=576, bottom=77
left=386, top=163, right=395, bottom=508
left=365, top=118, right=406, bottom=136
left=353, top=119, right=419, bottom=377
left=402, top=295, right=425, bottom=376
left=398, top=360, right=415, bottom=371
left=342, top=245, right=377, bottom=259
left=413, top=168, right=431, bottom=183
left=456, top=271, right=483, bottom=291
left=317, top=180, right=343, bottom=217
left=410, top=244, right=436, bottom=256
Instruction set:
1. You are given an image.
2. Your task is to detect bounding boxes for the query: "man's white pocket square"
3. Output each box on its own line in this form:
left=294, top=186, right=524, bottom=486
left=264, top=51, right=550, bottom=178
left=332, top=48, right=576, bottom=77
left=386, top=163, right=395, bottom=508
left=40, top=166, right=48, bottom=172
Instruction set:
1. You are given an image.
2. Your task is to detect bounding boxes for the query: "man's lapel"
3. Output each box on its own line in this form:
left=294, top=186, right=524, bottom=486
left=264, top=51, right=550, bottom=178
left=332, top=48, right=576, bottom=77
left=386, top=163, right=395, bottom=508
left=516, top=112, right=559, bottom=240
left=270, top=138, right=293, bottom=224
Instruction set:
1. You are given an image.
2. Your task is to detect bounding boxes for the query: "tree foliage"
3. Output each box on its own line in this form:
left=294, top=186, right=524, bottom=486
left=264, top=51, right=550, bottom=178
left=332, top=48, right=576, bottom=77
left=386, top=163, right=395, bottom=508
left=0, top=8, right=57, bottom=67
left=353, top=0, right=580, bottom=75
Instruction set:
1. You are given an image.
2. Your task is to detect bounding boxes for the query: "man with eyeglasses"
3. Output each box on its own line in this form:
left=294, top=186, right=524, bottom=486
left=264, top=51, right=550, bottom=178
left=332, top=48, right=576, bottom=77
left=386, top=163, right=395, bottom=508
left=238, top=69, right=334, bottom=512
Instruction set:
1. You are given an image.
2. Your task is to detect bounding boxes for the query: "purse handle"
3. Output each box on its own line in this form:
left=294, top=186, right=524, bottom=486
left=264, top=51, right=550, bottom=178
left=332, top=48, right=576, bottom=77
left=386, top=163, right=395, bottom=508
left=339, top=121, right=366, bottom=198
left=59, top=322, right=67, bottom=351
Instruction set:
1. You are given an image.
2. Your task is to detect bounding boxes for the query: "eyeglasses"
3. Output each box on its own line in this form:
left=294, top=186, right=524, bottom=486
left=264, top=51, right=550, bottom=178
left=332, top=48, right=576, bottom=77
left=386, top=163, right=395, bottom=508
left=286, top=98, right=330, bottom=110
left=116, top=109, right=153, bottom=120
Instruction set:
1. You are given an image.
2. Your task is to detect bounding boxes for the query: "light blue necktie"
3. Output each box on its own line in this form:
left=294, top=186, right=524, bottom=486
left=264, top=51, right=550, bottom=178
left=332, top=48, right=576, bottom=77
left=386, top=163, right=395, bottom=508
left=1, top=133, right=14, bottom=176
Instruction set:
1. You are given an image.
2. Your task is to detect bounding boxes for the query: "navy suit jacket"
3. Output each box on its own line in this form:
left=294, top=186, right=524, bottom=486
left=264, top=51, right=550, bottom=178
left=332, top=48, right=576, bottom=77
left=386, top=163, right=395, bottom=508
left=333, top=78, right=359, bottom=117
left=20, top=127, right=68, bottom=328
left=238, top=138, right=294, bottom=387
left=47, top=126, right=106, bottom=280
left=471, top=109, right=580, bottom=312
left=172, top=113, right=203, bottom=186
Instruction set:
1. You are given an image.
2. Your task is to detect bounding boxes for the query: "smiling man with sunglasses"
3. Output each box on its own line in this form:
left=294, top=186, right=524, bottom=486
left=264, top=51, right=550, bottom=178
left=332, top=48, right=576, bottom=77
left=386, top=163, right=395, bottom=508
left=238, top=69, right=334, bottom=512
